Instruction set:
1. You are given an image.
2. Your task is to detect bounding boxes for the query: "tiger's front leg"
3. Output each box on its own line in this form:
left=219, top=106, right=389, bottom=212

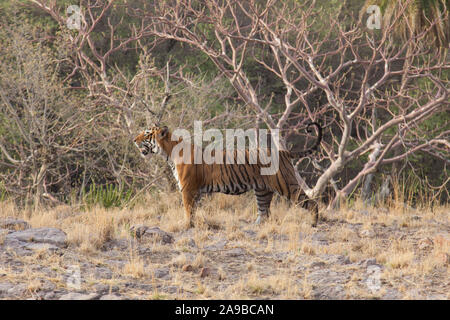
left=181, top=190, right=199, bottom=228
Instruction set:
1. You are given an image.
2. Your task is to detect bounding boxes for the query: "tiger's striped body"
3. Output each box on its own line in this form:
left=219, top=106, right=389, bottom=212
left=134, top=125, right=322, bottom=227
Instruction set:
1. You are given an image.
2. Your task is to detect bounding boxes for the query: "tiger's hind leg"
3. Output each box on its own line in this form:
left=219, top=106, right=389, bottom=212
left=254, top=190, right=274, bottom=225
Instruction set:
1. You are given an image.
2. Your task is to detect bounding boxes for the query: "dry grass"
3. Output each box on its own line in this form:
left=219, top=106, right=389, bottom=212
left=0, top=192, right=448, bottom=300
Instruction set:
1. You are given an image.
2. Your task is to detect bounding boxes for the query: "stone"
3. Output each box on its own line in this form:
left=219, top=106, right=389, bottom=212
left=0, top=282, right=14, bottom=295
left=358, top=258, right=378, bottom=268
left=359, top=229, right=375, bottom=238
left=199, top=267, right=211, bottom=278
left=311, top=232, right=329, bottom=245
left=100, top=294, right=123, bottom=300
left=166, top=286, right=179, bottom=294
left=93, top=267, right=113, bottom=280
left=326, top=255, right=351, bottom=265
left=418, top=237, right=434, bottom=250
left=24, top=243, right=60, bottom=253
left=182, top=264, right=193, bottom=272
left=44, top=292, right=56, bottom=300
left=92, top=284, right=110, bottom=294
left=59, top=292, right=100, bottom=300
left=308, top=261, right=326, bottom=269
left=307, top=270, right=351, bottom=299
left=0, top=218, right=31, bottom=231
left=8, top=284, right=27, bottom=297
left=312, top=284, right=346, bottom=300
left=130, top=225, right=174, bottom=244
left=243, top=230, right=257, bottom=238
left=187, top=239, right=197, bottom=248
left=225, top=248, right=246, bottom=257
left=204, top=240, right=227, bottom=251
left=6, top=228, right=67, bottom=247
left=154, top=267, right=170, bottom=279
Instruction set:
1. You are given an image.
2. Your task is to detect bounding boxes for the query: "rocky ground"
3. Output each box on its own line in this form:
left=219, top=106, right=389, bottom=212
left=0, top=194, right=448, bottom=300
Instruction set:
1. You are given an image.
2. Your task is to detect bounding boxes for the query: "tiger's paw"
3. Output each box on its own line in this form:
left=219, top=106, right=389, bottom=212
left=254, top=214, right=268, bottom=225
left=182, top=219, right=195, bottom=230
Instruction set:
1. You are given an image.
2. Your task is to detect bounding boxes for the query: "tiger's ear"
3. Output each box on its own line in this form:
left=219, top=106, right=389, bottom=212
left=158, top=126, right=169, bottom=139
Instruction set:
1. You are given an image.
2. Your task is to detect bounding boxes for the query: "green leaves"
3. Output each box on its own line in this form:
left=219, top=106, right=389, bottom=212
left=82, top=181, right=133, bottom=209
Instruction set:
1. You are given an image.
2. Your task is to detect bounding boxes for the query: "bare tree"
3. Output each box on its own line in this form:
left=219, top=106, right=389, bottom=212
left=0, top=23, right=86, bottom=207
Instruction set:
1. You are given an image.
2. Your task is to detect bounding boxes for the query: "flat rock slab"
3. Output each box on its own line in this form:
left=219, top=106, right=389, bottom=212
left=224, top=248, right=246, bottom=257
left=0, top=283, right=14, bottom=295
left=204, top=240, right=228, bottom=251
left=130, top=225, right=174, bottom=244
left=100, top=294, right=123, bottom=300
left=6, top=228, right=67, bottom=247
left=0, top=218, right=31, bottom=231
left=59, top=292, right=100, bottom=300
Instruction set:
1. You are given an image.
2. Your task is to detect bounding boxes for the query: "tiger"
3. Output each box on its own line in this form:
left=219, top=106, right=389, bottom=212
left=133, top=123, right=322, bottom=228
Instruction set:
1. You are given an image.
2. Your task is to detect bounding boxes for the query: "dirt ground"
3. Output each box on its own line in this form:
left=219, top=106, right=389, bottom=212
left=0, top=192, right=448, bottom=300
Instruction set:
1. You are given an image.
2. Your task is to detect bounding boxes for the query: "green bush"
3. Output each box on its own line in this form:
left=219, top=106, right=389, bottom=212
left=82, top=182, right=133, bottom=209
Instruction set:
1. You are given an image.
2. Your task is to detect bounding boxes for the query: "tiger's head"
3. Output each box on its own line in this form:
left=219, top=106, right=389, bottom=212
left=133, top=125, right=170, bottom=159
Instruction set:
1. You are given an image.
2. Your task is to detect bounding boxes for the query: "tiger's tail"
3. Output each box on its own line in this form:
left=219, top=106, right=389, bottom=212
left=288, top=122, right=322, bottom=158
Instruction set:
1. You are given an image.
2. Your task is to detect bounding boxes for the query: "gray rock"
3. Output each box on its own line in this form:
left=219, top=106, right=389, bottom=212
left=6, top=228, right=67, bottom=247
left=8, top=284, right=27, bottom=297
left=92, top=283, right=118, bottom=294
left=0, top=282, right=14, bottom=295
left=93, top=267, right=113, bottom=280
left=204, top=240, right=228, bottom=251
left=130, top=225, right=174, bottom=244
left=166, top=286, right=179, bottom=294
left=243, top=229, right=257, bottom=238
left=44, top=292, right=56, bottom=300
left=358, top=258, right=378, bottom=268
left=307, top=270, right=351, bottom=299
left=100, top=294, right=123, bottom=300
left=153, top=267, right=170, bottom=279
left=24, top=242, right=60, bottom=252
left=383, top=289, right=402, bottom=299
left=40, top=280, right=56, bottom=292
left=0, top=228, right=11, bottom=236
left=311, top=232, right=329, bottom=245
left=320, top=254, right=351, bottom=265
left=187, top=239, right=197, bottom=248
left=59, top=292, right=100, bottom=300
left=308, top=261, right=326, bottom=269
left=92, top=284, right=110, bottom=294
left=272, top=251, right=289, bottom=261
left=312, top=284, right=346, bottom=299
left=225, top=248, right=246, bottom=257
left=101, top=239, right=131, bottom=251
left=0, top=218, right=31, bottom=231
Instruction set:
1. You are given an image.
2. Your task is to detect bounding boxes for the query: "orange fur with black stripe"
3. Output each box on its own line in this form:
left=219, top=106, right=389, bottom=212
left=134, top=124, right=322, bottom=228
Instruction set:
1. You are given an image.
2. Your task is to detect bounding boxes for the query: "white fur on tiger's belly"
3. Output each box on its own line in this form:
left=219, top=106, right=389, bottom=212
left=168, top=161, right=182, bottom=190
